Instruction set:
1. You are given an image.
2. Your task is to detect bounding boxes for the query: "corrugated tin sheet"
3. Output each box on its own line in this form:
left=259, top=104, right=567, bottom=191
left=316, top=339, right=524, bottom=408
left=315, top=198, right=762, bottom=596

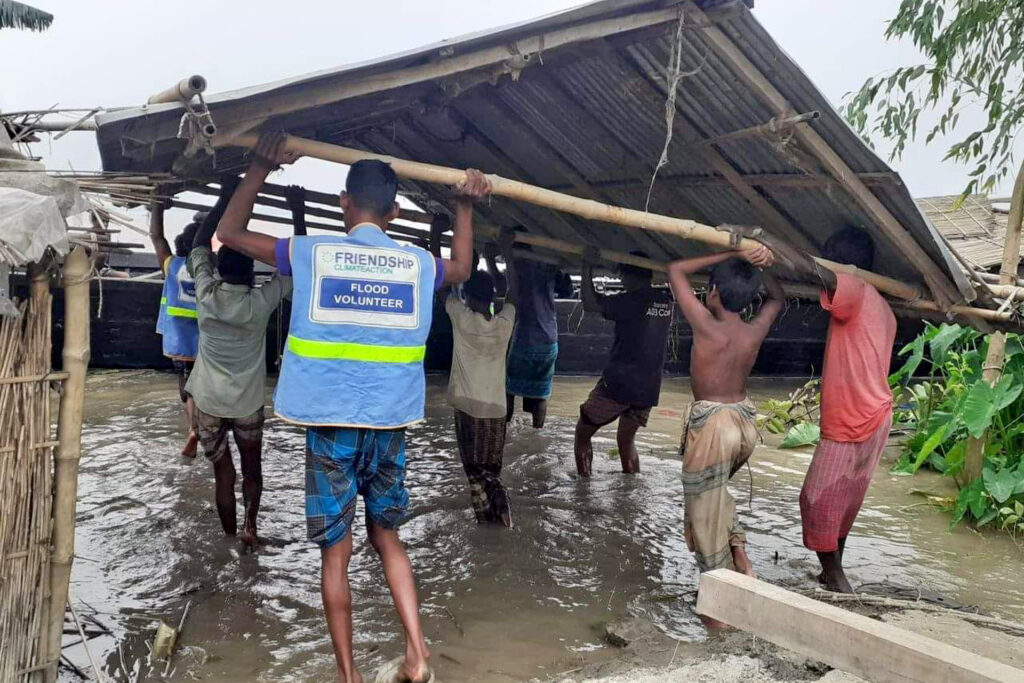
left=94, top=0, right=974, bottom=301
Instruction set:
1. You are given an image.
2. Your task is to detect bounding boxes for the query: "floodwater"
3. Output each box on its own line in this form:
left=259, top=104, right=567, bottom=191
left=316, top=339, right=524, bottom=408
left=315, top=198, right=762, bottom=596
left=64, top=371, right=1024, bottom=682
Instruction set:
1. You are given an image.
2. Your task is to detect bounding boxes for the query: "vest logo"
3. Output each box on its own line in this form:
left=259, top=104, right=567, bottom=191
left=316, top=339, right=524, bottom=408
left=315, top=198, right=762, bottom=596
left=176, top=267, right=196, bottom=303
left=319, top=278, right=414, bottom=313
left=311, top=244, right=421, bottom=328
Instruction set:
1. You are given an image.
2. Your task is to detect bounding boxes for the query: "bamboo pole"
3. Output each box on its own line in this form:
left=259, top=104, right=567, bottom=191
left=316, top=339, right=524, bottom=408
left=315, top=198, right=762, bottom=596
left=225, top=134, right=1013, bottom=324
left=45, top=247, right=91, bottom=683
left=964, top=159, right=1024, bottom=483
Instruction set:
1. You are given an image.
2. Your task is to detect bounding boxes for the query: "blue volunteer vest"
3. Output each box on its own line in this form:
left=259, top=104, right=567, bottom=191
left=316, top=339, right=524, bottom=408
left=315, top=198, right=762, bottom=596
left=157, top=256, right=199, bottom=360
left=274, top=225, right=436, bottom=428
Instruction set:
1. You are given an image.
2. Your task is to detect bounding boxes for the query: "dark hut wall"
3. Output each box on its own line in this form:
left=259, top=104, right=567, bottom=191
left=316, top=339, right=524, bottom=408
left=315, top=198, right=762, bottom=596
left=18, top=278, right=922, bottom=376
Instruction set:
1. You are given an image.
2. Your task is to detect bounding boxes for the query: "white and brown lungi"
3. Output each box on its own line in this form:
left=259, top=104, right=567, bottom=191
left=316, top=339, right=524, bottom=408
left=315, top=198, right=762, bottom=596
left=680, top=399, right=758, bottom=572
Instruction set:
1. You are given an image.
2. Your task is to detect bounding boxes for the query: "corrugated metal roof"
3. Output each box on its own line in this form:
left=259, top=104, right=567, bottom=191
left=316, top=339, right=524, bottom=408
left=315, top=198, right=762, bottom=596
left=94, top=0, right=975, bottom=303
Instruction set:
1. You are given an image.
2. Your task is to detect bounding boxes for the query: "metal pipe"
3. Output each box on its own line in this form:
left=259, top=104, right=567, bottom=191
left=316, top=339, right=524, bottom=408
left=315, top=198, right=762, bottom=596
left=147, top=75, right=207, bottom=105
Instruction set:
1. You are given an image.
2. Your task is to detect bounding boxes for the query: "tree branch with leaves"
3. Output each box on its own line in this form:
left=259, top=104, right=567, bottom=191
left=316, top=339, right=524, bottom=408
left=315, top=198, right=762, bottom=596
left=844, top=0, right=1024, bottom=198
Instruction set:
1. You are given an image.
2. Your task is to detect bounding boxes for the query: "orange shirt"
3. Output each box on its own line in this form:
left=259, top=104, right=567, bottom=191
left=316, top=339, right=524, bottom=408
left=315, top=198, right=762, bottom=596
left=819, top=273, right=897, bottom=443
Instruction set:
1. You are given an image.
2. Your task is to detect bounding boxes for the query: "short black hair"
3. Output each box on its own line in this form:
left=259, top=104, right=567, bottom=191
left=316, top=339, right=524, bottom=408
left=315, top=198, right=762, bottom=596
left=174, top=222, right=200, bottom=257
left=823, top=225, right=874, bottom=271
left=619, top=250, right=652, bottom=282
left=709, top=258, right=763, bottom=313
left=345, top=160, right=398, bottom=216
left=463, top=269, right=495, bottom=306
left=216, top=245, right=254, bottom=286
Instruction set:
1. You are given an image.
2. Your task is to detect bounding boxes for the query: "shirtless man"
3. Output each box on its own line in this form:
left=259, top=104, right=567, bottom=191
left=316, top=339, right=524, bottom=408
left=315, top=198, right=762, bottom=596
left=667, top=244, right=782, bottom=594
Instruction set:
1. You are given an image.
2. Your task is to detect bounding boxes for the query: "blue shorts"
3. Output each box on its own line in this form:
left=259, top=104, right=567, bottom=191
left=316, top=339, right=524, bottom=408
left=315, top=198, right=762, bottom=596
left=305, top=427, right=409, bottom=549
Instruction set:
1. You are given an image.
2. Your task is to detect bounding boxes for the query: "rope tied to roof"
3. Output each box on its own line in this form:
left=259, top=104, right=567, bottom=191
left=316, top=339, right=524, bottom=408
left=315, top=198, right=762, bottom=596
left=643, top=7, right=708, bottom=214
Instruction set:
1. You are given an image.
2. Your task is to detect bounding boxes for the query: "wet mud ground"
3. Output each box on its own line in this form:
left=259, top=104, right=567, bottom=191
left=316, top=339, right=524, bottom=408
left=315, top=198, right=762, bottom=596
left=62, top=371, right=1024, bottom=682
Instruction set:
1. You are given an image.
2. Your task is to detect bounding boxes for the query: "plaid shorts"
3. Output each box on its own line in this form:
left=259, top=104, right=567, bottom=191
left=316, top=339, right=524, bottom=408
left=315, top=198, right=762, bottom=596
left=195, top=408, right=265, bottom=463
left=305, top=427, right=409, bottom=549
left=579, top=380, right=652, bottom=428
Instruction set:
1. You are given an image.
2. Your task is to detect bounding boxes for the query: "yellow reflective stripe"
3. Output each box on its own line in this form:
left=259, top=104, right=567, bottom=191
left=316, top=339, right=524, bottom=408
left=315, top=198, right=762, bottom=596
left=287, top=335, right=424, bottom=363
left=160, top=297, right=167, bottom=305
left=166, top=306, right=198, bottom=319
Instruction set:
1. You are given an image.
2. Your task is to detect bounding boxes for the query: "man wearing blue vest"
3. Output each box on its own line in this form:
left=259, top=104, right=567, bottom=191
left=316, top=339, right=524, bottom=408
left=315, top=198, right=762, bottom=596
left=150, top=201, right=203, bottom=457
left=217, top=132, right=490, bottom=683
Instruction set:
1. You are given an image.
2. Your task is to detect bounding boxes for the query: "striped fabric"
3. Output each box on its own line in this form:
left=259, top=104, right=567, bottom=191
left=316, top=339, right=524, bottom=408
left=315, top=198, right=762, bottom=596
left=453, top=410, right=509, bottom=523
left=799, top=412, right=893, bottom=552
left=680, top=400, right=759, bottom=572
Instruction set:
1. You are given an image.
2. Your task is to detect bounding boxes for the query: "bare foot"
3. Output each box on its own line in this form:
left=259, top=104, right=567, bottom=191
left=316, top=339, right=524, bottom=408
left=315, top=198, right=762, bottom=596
left=239, top=526, right=258, bottom=549
left=820, top=570, right=854, bottom=594
left=399, top=644, right=431, bottom=683
left=181, top=430, right=198, bottom=458
left=731, top=546, right=756, bottom=579
left=337, top=670, right=363, bottom=683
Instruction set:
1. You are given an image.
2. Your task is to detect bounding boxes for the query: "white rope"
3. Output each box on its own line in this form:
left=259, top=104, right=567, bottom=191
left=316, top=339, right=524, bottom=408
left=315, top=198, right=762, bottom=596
left=644, top=8, right=687, bottom=214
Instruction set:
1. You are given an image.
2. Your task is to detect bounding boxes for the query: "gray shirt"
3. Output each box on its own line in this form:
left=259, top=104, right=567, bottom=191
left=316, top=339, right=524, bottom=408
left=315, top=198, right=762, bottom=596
left=446, top=295, right=516, bottom=418
left=184, top=247, right=292, bottom=418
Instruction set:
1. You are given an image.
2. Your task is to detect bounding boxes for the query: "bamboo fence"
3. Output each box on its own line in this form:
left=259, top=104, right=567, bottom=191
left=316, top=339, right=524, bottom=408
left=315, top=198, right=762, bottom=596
left=0, top=265, right=57, bottom=683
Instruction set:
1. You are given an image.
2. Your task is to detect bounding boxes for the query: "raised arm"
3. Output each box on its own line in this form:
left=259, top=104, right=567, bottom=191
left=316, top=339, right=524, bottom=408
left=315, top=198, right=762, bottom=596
left=751, top=270, right=785, bottom=332
left=580, top=247, right=603, bottom=314
left=284, top=185, right=308, bottom=237
left=442, top=169, right=491, bottom=285
left=148, top=199, right=172, bottom=268
left=194, top=176, right=241, bottom=250
left=483, top=241, right=507, bottom=296
left=666, top=252, right=735, bottom=330
left=496, top=227, right=518, bottom=305
left=217, top=132, right=300, bottom=266
left=428, top=214, right=449, bottom=259
left=760, top=233, right=837, bottom=295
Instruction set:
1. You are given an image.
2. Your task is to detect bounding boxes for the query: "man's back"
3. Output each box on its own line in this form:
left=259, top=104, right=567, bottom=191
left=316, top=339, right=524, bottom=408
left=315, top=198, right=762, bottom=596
left=447, top=296, right=515, bottom=418
left=185, top=247, right=289, bottom=418
left=601, top=285, right=674, bottom=407
left=819, top=273, right=896, bottom=442
left=511, top=259, right=559, bottom=346
left=690, top=316, right=769, bottom=404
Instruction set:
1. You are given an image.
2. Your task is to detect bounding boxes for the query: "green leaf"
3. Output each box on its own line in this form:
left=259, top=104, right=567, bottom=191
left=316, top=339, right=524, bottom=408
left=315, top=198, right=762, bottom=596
left=961, top=478, right=991, bottom=520
left=983, top=467, right=1016, bottom=504
left=962, top=380, right=997, bottom=438
left=944, top=439, right=968, bottom=476
left=993, top=375, right=1023, bottom=411
left=910, top=422, right=950, bottom=472
left=1008, top=468, right=1024, bottom=496
left=780, top=422, right=820, bottom=449
left=929, top=324, right=968, bottom=365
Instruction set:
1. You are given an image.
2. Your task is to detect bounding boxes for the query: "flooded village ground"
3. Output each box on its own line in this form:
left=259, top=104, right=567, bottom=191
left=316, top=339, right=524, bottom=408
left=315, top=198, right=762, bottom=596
left=63, top=371, right=1024, bottom=682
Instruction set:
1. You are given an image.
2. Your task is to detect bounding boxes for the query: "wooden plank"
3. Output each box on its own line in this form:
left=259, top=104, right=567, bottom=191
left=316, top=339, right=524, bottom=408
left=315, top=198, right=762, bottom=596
left=696, top=571, right=1024, bottom=683
left=686, top=1, right=964, bottom=308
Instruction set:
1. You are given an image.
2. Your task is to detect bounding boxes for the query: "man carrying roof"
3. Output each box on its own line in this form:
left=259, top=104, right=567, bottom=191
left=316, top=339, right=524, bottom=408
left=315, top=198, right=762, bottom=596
left=574, top=250, right=674, bottom=477
left=149, top=200, right=202, bottom=457
left=217, top=132, right=490, bottom=683
left=503, top=232, right=573, bottom=428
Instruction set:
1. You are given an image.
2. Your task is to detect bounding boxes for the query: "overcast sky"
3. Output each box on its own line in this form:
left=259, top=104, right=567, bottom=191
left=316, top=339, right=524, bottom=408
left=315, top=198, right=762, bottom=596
left=2, top=0, right=1009, bottom=246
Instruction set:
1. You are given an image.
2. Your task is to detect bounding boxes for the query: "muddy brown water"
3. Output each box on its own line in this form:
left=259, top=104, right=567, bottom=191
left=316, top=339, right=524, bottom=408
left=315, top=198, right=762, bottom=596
left=64, top=371, right=1024, bottom=682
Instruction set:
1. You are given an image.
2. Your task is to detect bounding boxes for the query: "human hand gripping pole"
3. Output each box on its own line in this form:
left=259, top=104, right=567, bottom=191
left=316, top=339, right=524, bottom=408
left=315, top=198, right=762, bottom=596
left=444, top=168, right=492, bottom=285
left=217, top=131, right=302, bottom=266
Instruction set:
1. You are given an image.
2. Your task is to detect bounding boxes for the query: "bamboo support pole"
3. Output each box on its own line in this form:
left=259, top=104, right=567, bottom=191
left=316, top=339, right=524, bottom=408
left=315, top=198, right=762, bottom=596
left=44, top=247, right=91, bottom=683
left=964, top=159, right=1024, bottom=482
left=225, top=134, right=1013, bottom=324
